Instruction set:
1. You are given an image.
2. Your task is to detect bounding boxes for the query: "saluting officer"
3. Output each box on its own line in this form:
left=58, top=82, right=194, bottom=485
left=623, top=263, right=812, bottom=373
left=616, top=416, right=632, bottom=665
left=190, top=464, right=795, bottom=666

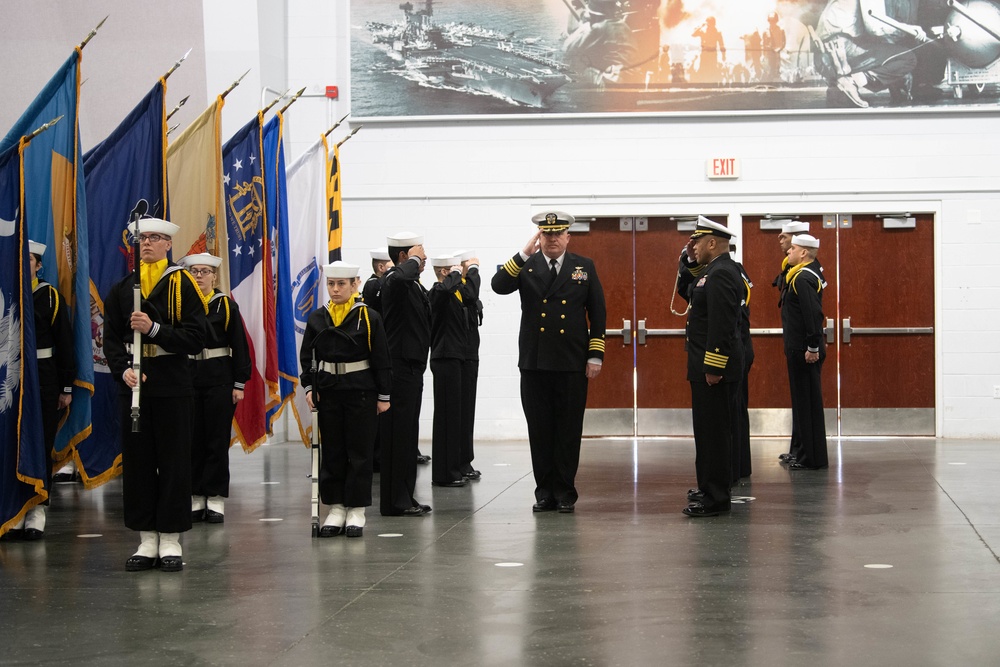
left=301, top=261, right=391, bottom=537
left=683, top=217, right=744, bottom=518
left=781, top=234, right=829, bottom=471
left=457, top=249, right=483, bottom=481
left=178, top=253, right=251, bottom=524
left=492, top=211, right=606, bottom=514
left=103, top=218, right=208, bottom=572
left=379, top=231, right=432, bottom=517
left=20, top=240, right=75, bottom=539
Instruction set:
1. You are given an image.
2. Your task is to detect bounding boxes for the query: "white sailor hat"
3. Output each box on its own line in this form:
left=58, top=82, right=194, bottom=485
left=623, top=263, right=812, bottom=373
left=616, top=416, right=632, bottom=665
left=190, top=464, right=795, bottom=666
left=791, top=234, right=820, bottom=249
left=430, top=254, right=460, bottom=268
left=690, top=215, right=736, bottom=240
left=369, top=247, right=390, bottom=261
left=532, top=211, right=574, bottom=232
left=178, top=252, right=223, bottom=269
left=323, top=261, right=360, bottom=279
left=387, top=231, right=423, bottom=247
left=128, top=217, right=180, bottom=238
left=781, top=221, right=810, bottom=234
left=28, top=240, right=46, bottom=257
left=453, top=249, right=476, bottom=262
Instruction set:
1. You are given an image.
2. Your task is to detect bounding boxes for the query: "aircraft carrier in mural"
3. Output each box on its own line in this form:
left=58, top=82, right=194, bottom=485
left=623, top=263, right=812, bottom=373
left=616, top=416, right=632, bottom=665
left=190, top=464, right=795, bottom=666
left=364, top=0, right=572, bottom=108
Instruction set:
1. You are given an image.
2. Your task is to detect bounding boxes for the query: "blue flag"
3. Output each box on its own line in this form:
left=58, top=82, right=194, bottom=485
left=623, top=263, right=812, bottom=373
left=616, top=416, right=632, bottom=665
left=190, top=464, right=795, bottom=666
left=0, top=140, right=47, bottom=536
left=263, top=113, right=300, bottom=433
left=0, top=49, right=93, bottom=470
left=78, top=80, right=167, bottom=487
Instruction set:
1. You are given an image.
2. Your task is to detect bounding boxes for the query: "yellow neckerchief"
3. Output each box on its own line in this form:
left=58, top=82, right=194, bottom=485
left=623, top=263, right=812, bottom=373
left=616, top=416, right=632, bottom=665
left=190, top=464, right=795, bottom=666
left=786, top=261, right=820, bottom=294
left=32, top=277, right=39, bottom=290
left=327, top=297, right=354, bottom=327
left=781, top=256, right=790, bottom=272
left=140, top=259, right=168, bottom=298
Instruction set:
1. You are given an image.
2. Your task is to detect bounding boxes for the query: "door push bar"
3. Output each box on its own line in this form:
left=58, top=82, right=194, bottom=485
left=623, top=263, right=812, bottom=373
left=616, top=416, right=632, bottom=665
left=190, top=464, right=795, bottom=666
left=841, top=317, right=933, bottom=344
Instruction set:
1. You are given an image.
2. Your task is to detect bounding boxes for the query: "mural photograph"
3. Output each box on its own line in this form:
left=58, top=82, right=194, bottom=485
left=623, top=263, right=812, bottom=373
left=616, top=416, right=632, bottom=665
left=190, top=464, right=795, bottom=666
left=350, top=0, right=1000, bottom=118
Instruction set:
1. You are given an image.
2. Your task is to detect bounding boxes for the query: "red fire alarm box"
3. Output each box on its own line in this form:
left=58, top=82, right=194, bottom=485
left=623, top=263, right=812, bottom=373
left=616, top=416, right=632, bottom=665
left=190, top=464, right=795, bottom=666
left=325, top=86, right=339, bottom=99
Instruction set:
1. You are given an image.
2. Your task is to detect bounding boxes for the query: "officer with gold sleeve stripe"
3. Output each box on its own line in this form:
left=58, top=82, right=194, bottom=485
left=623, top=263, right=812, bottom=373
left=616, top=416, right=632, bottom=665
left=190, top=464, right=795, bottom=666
left=491, top=210, right=606, bottom=514
left=683, top=216, right=744, bottom=518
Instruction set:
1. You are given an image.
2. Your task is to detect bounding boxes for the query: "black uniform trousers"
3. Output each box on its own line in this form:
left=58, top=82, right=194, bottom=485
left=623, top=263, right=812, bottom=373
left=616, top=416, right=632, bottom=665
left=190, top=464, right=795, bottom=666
left=379, top=360, right=424, bottom=515
left=39, top=380, right=63, bottom=505
left=521, top=369, right=588, bottom=504
left=190, top=383, right=236, bottom=498
left=460, top=359, right=479, bottom=474
left=120, top=394, right=193, bottom=533
left=786, top=352, right=829, bottom=469
left=317, top=388, right=376, bottom=507
left=431, top=358, right=465, bottom=484
left=730, top=359, right=753, bottom=484
left=690, top=381, right=735, bottom=510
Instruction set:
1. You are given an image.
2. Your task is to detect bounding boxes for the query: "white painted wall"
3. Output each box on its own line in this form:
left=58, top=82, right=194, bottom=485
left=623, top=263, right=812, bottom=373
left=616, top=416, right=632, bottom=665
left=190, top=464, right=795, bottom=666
left=4, top=1, right=999, bottom=439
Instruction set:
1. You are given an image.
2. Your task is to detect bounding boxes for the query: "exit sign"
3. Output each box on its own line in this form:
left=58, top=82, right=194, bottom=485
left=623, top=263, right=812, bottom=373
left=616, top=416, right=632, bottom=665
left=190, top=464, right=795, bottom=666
left=706, top=157, right=740, bottom=180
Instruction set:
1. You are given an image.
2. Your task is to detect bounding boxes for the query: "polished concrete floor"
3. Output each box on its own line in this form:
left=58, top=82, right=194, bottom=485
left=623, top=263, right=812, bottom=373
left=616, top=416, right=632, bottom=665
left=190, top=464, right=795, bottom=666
left=3, top=437, right=1000, bottom=666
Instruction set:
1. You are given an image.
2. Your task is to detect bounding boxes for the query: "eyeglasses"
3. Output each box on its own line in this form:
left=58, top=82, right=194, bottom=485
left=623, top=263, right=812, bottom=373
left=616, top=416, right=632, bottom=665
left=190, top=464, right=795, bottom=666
left=138, top=233, right=167, bottom=244
left=188, top=268, right=216, bottom=276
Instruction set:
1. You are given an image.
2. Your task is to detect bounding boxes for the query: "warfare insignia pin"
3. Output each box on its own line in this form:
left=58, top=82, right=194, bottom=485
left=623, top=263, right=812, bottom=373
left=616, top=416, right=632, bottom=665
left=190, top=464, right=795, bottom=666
left=571, top=266, right=587, bottom=281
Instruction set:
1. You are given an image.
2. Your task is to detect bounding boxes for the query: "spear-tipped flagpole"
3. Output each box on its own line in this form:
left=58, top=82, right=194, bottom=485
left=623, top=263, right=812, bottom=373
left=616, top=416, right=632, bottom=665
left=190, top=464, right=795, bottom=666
left=162, top=48, right=193, bottom=81
left=167, top=123, right=180, bottom=136
left=79, top=15, right=108, bottom=50
left=261, top=88, right=290, bottom=115
left=278, top=87, right=307, bottom=115
left=27, top=116, right=64, bottom=142
left=166, top=95, right=189, bottom=121
left=324, top=113, right=351, bottom=138
left=336, top=125, right=362, bottom=148
left=220, top=69, right=251, bottom=100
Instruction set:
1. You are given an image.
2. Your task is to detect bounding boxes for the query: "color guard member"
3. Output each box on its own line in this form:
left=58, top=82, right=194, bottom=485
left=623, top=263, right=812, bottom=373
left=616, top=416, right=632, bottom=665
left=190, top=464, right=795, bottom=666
left=457, top=250, right=483, bottom=481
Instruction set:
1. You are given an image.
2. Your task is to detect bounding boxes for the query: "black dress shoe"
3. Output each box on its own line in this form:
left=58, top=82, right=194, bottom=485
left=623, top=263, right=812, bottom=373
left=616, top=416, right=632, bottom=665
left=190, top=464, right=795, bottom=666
left=401, top=505, right=428, bottom=517
left=345, top=526, right=363, bottom=538
left=52, top=472, right=75, bottom=483
left=532, top=499, right=557, bottom=513
left=687, top=488, right=705, bottom=502
left=788, top=462, right=824, bottom=470
left=125, top=555, right=157, bottom=572
left=462, top=470, right=482, bottom=481
left=417, top=503, right=432, bottom=513
left=319, top=525, right=343, bottom=537
left=432, top=480, right=467, bottom=487
left=1, top=528, right=24, bottom=542
left=557, top=501, right=575, bottom=513
left=416, top=454, right=431, bottom=465
left=160, top=556, right=183, bottom=572
left=778, top=453, right=795, bottom=462
left=23, top=528, right=44, bottom=541
left=205, top=509, right=224, bottom=524
left=191, top=509, right=205, bottom=523
left=682, top=502, right=729, bottom=518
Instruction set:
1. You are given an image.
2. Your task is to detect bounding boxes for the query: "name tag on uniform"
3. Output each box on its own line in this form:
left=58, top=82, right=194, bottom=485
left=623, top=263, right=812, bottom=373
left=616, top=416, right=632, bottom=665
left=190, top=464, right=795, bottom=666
left=571, top=266, right=588, bottom=281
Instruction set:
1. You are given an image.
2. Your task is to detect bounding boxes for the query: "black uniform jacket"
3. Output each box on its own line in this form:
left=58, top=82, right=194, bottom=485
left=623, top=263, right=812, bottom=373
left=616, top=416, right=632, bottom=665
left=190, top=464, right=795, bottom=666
left=362, top=274, right=382, bottom=315
left=679, top=252, right=754, bottom=368
left=299, top=299, right=391, bottom=399
left=430, top=270, right=469, bottom=360
left=32, top=280, right=75, bottom=393
left=461, top=266, right=483, bottom=362
left=492, top=251, right=606, bottom=372
left=774, top=256, right=824, bottom=309
left=781, top=259, right=826, bottom=353
left=104, top=264, right=208, bottom=397
left=192, top=291, right=252, bottom=390
left=381, top=257, right=431, bottom=365
left=685, top=253, right=745, bottom=383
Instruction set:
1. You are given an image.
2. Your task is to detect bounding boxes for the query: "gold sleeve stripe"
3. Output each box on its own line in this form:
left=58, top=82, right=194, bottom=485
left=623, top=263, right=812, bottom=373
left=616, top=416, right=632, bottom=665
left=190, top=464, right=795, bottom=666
left=704, top=352, right=729, bottom=366
left=690, top=265, right=706, bottom=277
left=588, top=339, right=605, bottom=351
left=503, top=258, right=521, bottom=276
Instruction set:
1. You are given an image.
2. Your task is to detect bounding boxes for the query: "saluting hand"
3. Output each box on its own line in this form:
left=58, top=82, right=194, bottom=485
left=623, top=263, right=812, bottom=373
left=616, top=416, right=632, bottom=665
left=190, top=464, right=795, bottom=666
left=522, top=231, right=541, bottom=257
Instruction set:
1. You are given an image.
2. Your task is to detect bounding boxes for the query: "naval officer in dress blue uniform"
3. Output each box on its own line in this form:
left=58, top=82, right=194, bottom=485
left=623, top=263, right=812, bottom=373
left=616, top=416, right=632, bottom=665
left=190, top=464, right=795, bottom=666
left=492, top=211, right=606, bottom=514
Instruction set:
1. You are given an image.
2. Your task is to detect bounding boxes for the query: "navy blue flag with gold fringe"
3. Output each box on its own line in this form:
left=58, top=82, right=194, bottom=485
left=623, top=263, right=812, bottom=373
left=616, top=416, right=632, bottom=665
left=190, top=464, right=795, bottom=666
left=0, top=139, right=47, bottom=537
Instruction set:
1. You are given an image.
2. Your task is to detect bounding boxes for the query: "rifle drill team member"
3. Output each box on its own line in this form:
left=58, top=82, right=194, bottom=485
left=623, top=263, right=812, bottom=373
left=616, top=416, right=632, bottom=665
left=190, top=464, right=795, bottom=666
left=104, top=218, right=208, bottom=572
left=301, top=261, right=391, bottom=537
left=457, top=249, right=483, bottom=481
left=379, top=231, right=432, bottom=516
left=10, top=241, right=75, bottom=540
left=683, top=217, right=743, bottom=518
left=492, top=211, right=606, bottom=514
left=782, top=234, right=829, bottom=470
left=178, top=253, right=251, bottom=524
left=429, top=253, right=473, bottom=487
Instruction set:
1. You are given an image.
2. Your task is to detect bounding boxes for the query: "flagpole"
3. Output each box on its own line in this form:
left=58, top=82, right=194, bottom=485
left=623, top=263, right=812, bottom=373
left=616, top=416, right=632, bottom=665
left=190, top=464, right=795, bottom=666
left=162, top=48, right=193, bottom=81
left=78, top=15, right=108, bottom=50
left=278, top=87, right=307, bottom=115
left=324, top=113, right=350, bottom=138
left=336, top=126, right=362, bottom=148
left=221, top=69, right=251, bottom=101
left=25, top=116, right=64, bottom=142
left=166, top=95, right=189, bottom=121
left=167, top=123, right=180, bottom=136
left=261, top=88, right=291, bottom=115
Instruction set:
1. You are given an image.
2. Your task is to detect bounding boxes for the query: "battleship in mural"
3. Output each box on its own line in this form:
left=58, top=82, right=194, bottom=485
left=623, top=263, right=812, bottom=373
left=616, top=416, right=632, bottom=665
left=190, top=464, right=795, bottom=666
left=363, top=0, right=572, bottom=108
